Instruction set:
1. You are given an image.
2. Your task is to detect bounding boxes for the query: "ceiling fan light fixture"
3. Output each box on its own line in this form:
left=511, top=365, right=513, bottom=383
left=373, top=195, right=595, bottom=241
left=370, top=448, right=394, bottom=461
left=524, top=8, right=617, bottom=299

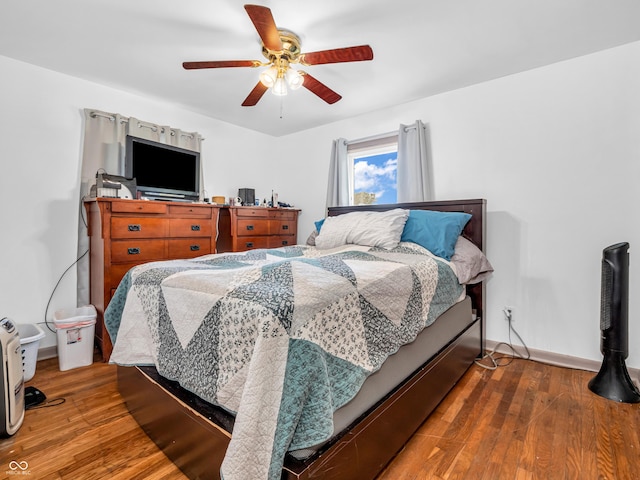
left=259, top=65, right=278, bottom=88
left=272, top=76, right=288, bottom=96
left=285, top=68, right=304, bottom=90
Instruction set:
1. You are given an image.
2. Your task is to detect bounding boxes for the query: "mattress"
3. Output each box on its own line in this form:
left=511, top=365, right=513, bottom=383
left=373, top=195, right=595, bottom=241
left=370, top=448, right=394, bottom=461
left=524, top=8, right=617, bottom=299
left=290, top=296, right=473, bottom=459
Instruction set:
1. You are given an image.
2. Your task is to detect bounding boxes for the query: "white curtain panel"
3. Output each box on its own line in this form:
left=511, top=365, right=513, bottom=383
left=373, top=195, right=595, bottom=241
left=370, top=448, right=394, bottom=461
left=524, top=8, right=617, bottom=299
left=76, top=109, right=202, bottom=306
left=397, top=120, right=434, bottom=203
left=325, top=137, right=350, bottom=209
left=80, top=109, right=128, bottom=197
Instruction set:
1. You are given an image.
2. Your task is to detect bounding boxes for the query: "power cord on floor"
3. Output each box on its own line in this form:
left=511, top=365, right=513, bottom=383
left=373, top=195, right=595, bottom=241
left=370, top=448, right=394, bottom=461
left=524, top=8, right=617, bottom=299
left=24, top=386, right=66, bottom=410
left=475, top=308, right=531, bottom=370
left=26, top=397, right=66, bottom=410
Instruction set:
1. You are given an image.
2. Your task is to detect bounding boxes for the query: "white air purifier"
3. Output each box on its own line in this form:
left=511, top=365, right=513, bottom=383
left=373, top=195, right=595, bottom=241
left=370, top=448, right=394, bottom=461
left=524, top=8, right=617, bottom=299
left=1, top=317, right=25, bottom=436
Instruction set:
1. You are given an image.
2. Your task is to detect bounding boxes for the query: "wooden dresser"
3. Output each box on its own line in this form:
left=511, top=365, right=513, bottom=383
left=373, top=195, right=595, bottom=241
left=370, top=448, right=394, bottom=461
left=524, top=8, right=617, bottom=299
left=84, top=198, right=220, bottom=360
left=217, top=207, right=300, bottom=252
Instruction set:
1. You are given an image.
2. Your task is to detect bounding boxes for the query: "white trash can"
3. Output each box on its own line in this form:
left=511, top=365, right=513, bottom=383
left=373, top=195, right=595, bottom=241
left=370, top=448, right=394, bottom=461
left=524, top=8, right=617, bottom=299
left=17, top=323, right=46, bottom=381
left=53, top=305, right=97, bottom=371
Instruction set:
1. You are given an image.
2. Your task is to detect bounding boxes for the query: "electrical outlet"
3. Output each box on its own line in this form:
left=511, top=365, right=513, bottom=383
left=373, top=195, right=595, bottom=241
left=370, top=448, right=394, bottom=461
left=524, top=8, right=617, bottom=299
left=504, top=306, right=514, bottom=322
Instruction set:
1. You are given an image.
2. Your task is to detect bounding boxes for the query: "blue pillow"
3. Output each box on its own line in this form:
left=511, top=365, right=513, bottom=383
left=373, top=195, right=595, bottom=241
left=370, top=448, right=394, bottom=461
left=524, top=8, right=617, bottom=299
left=400, top=210, right=471, bottom=260
left=314, top=218, right=326, bottom=232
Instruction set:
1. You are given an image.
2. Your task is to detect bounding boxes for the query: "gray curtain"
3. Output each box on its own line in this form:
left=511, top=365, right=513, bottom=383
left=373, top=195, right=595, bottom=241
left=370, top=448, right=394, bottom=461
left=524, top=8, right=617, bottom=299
left=325, top=137, right=350, bottom=208
left=397, top=120, right=434, bottom=202
left=76, top=109, right=203, bottom=306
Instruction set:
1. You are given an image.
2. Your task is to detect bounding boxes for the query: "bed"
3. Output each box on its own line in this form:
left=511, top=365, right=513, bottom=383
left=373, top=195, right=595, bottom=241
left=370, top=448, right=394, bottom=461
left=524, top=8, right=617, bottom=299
left=108, top=198, right=489, bottom=480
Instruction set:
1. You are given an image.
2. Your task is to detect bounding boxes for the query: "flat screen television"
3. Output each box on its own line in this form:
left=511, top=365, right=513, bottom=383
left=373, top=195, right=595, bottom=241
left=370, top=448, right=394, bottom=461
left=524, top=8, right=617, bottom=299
left=125, top=135, right=200, bottom=202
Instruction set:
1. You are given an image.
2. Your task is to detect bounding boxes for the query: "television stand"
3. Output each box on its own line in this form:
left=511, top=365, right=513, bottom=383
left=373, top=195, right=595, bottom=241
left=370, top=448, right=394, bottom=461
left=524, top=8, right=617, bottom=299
left=138, top=191, right=198, bottom=203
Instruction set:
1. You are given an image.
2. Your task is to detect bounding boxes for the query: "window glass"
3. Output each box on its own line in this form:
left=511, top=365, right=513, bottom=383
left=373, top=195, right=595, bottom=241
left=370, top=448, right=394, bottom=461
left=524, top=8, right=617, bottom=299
left=349, top=143, right=397, bottom=205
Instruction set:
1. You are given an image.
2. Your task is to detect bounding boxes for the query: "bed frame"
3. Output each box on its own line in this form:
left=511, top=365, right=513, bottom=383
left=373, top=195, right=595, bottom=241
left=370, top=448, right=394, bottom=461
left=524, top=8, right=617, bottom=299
left=117, top=198, right=486, bottom=480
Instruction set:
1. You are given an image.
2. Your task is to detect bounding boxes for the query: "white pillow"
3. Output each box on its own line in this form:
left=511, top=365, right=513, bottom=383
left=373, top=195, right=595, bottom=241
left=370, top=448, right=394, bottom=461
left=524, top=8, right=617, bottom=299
left=450, top=236, right=494, bottom=284
left=315, top=209, right=409, bottom=250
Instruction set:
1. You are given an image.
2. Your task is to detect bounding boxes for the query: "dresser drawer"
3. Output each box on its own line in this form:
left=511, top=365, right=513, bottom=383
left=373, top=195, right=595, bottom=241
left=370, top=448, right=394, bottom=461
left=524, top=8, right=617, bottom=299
left=110, top=263, right=138, bottom=290
left=269, top=236, right=295, bottom=248
left=168, top=239, right=211, bottom=258
left=169, top=218, right=213, bottom=237
left=236, top=236, right=270, bottom=251
left=111, top=217, right=168, bottom=239
left=269, top=220, right=297, bottom=235
left=237, top=219, right=270, bottom=236
left=269, top=210, right=296, bottom=220
left=111, top=239, right=166, bottom=263
left=168, top=204, right=212, bottom=218
left=236, top=208, right=269, bottom=218
left=111, top=201, right=167, bottom=214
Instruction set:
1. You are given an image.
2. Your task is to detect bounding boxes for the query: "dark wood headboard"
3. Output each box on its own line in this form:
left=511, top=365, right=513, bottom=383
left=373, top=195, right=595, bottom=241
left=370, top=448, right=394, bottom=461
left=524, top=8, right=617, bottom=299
left=328, top=199, right=487, bottom=350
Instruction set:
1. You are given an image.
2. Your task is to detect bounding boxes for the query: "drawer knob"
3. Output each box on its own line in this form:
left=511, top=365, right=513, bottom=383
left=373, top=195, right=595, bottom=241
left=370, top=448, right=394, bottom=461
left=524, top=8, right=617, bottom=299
left=246, top=225, right=254, bottom=231
left=190, top=245, right=200, bottom=251
left=191, top=224, right=201, bottom=231
left=128, top=224, right=141, bottom=232
left=246, top=242, right=254, bottom=248
left=127, top=247, right=140, bottom=255
left=282, top=225, right=289, bottom=230
left=281, top=240, right=289, bottom=245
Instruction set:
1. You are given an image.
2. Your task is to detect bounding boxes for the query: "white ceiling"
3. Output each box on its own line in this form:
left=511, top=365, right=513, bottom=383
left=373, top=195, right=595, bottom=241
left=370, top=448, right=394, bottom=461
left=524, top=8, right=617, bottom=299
left=2, top=0, right=640, bottom=137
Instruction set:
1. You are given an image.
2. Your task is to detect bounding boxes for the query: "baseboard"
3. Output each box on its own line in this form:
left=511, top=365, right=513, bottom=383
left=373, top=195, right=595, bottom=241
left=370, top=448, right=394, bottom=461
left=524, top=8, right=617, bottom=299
left=37, top=340, right=639, bottom=381
left=485, top=340, right=640, bottom=379
left=37, top=345, right=58, bottom=361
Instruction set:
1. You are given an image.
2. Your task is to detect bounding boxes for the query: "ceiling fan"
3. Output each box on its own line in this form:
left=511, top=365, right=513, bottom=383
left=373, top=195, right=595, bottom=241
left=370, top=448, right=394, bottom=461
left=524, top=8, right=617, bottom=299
left=182, top=4, right=374, bottom=106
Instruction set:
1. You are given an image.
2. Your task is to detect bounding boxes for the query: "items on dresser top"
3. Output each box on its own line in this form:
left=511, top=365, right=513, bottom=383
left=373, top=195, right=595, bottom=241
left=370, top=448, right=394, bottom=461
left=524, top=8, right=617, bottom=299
left=237, top=188, right=255, bottom=206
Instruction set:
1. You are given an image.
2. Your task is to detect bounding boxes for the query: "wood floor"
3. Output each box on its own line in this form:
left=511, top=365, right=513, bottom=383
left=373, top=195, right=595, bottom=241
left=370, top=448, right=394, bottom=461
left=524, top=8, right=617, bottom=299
left=1, top=353, right=639, bottom=479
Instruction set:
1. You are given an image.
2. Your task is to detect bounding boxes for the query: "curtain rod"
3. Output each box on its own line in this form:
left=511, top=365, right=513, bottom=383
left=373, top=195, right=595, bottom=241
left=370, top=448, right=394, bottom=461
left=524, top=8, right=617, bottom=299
left=89, top=111, right=126, bottom=123
left=88, top=110, right=199, bottom=140
left=345, top=122, right=422, bottom=146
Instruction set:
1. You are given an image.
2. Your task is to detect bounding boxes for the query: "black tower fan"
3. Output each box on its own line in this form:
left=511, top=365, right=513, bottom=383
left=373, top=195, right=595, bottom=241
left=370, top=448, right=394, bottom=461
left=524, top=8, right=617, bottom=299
left=588, top=242, right=640, bottom=403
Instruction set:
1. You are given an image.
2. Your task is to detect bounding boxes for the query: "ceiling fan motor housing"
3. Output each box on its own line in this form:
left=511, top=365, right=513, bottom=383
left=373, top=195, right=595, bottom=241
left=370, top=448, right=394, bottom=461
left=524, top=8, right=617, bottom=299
left=261, top=30, right=301, bottom=63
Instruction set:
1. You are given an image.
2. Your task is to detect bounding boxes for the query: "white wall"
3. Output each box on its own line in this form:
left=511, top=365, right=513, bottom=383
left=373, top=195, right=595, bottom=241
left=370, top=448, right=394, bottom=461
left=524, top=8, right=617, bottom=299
left=3, top=39, right=639, bottom=369
left=280, top=40, right=640, bottom=368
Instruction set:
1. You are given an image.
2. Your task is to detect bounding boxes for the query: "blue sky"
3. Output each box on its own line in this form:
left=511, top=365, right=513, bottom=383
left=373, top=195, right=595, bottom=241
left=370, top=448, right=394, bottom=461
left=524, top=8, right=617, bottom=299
left=354, top=152, right=397, bottom=204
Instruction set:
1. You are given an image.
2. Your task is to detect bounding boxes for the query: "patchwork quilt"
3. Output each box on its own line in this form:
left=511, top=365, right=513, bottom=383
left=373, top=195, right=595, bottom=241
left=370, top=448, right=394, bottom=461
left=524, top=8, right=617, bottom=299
left=105, top=242, right=464, bottom=480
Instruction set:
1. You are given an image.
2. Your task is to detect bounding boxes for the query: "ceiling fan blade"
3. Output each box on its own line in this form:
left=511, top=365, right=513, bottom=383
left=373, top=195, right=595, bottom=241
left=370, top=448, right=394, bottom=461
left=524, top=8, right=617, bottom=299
left=244, top=4, right=283, bottom=52
left=242, top=82, right=269, bottom=107
left=300, top=45, right=373, bottom=65
left=183, top=60, right=258, bottom=70
left=301, top=73, right=342, bottom=104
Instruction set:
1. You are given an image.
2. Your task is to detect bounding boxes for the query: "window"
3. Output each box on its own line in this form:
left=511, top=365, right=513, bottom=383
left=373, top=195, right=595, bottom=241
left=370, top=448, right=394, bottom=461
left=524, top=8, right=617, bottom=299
left=348, top=135, right=398, bottom=205
left=327, top=121, right=429, bottom=208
